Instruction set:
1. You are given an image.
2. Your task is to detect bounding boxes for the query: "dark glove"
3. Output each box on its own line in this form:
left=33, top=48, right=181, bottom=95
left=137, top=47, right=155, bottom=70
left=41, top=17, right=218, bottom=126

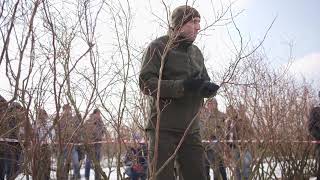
left=200, top=82, right=220, bottom=97
left=183, top=79, right=205, bottom=93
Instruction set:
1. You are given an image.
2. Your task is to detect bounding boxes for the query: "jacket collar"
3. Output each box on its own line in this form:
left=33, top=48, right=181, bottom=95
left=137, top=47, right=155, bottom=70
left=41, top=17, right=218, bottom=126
left=167, top=29, right=193, bottom=50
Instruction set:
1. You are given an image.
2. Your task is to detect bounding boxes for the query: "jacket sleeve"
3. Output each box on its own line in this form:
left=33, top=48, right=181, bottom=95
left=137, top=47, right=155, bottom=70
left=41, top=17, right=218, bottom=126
left=199, top=57, right=213, bottom=98
left=139, top=43, right=184, bottom=98
left=201, top=63, right=210, bottom=81
left=194, top=45, right=210, bottom=82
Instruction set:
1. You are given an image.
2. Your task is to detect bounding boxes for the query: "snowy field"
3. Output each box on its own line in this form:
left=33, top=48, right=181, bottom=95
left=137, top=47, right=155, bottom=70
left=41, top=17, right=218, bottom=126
left=16, top=166, right=317, bottom=180
left=17, top=167, right=123, bottom=180
left=14, top=156, right=318, bottom=180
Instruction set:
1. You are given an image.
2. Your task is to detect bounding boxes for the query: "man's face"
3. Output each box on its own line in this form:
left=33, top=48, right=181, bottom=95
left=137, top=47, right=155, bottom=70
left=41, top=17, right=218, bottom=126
left=207, top=100, right=217, bottom=110
left=227, top=106, right=236, bottom=117
left=63, top=106, right=72, bottom=114
left=179, top=17, right=200, bottom=41
left=95, top=111, right=101, bottom=118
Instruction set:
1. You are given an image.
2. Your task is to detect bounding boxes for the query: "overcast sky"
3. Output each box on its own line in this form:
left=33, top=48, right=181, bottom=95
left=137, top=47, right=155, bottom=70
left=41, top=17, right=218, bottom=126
left=240, top=0, right=320, bottom=87
left=1, top=0, right=319, bottom=101
left=132, top=0, right=320, bottom=88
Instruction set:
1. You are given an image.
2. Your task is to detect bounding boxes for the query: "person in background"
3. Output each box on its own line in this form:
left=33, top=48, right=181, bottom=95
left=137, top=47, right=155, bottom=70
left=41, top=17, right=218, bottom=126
left=200, top=98, right=226, bottom=140
left=225, top=105, right=253, bottom=180
left=0, top=95, right=9, bottom=179
left=33, top=108, right=53, bottom=180
left=84, top=108, right=106, bottom=180
left=200, top=98, right=227, bottom=180
left=205, top=134, right=227, bottom=180
left=0, top=101, right=25, bottom=180
left=56, top=103, right=81, bottom=179
left=308, top=91, right=320, bottom=180
left=124, top=139, right=148, bottom=180
left=136, top=139, right=148, bottom=180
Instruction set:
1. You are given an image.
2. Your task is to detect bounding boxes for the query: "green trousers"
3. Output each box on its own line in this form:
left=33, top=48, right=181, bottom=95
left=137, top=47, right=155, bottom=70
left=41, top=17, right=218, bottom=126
left=148, top=130, right=207, bottom=180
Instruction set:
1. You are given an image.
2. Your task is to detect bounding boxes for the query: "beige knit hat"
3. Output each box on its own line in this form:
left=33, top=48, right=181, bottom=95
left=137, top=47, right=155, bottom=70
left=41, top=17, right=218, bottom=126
left=171, top=5, right=200, bottom=29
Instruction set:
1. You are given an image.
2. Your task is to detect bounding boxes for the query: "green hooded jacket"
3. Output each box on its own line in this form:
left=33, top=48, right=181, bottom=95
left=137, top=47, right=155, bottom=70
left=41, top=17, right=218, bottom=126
left=139, top=35, right=210, bottom=133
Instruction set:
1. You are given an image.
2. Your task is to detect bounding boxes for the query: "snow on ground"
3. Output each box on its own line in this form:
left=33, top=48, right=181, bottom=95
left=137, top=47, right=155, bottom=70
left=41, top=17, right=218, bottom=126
left=17, top=167, right=123, bottom=180
left=15, top=158, right=317, bottom=180
left=16, top=168, right=318, bottom=180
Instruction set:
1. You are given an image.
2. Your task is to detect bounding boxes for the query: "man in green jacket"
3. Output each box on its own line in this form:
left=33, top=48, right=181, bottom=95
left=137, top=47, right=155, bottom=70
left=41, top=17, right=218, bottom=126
left=139, top=5, right=220, bottom=180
